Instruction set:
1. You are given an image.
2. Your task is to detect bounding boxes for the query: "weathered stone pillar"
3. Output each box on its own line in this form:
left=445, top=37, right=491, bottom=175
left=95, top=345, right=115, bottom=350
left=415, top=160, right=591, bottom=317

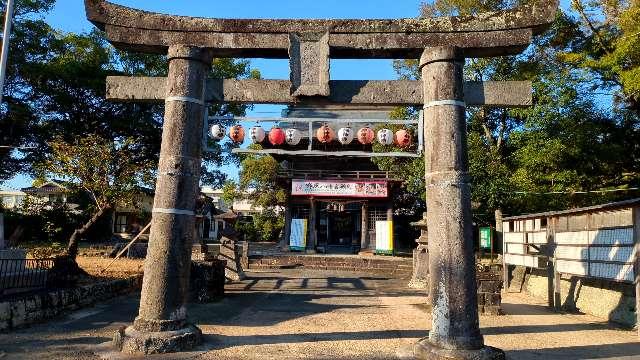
left=361, top=202, right=369, bottom=250
left=400, top=47, right=504, bottom=359
left=307, top=197, right=317, bottom=253
left=113, top=45, right=211, bottom=355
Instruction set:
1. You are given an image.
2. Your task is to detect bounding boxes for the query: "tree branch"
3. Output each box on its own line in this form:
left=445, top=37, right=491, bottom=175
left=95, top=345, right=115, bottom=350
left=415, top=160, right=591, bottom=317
left=572, top=0, right=612, bottom=54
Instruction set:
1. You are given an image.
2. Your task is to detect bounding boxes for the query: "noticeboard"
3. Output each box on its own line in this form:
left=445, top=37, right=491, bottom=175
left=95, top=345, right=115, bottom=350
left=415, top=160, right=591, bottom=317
left=479, top=227, right=492, bottom=250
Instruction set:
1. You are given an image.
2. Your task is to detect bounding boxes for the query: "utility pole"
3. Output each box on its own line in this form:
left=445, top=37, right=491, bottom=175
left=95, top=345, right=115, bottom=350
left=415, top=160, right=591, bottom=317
left=0, top=0, right=15, bottom=105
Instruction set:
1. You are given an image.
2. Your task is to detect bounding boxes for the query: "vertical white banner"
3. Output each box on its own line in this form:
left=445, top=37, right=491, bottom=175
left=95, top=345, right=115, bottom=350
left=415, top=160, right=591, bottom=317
left=289, top=219, right=308, bottom=251
left=375, top=220, right=393, bottom=255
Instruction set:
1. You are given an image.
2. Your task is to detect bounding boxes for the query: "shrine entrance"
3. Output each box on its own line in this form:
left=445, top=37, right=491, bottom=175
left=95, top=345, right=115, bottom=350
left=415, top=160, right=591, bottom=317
left=83, top=0, right=558, bottom=358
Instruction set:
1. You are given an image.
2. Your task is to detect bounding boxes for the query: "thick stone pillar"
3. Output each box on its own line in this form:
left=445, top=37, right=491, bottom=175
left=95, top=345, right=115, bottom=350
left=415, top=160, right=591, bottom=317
left=400, top=47, right=503, bottom=360
left=307, top=198, right=317, bottom=253
left=113, top=45, right=211, bottom=355
left=361, top=202, right=369, bottom=250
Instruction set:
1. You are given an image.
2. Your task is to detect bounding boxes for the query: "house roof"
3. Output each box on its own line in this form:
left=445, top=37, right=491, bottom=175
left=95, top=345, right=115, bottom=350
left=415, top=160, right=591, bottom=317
left=504, top=198, right=640, bottom=221
left=214, top=210, right=238, bottom=220
left=21, top=181, right=68, bottom=194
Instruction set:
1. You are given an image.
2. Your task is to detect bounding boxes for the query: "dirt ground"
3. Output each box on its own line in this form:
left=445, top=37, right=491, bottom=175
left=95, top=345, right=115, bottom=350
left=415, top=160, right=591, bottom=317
left=0, top=266, right=637, bottom=360
left=76, top=256, right=144, bottom=279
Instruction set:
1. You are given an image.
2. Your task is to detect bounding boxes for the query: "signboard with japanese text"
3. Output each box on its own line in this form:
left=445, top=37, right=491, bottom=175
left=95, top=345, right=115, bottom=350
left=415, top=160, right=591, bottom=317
left=291, top=180, right=388, bottom=198
left=480, top=227, right=492, bottom=249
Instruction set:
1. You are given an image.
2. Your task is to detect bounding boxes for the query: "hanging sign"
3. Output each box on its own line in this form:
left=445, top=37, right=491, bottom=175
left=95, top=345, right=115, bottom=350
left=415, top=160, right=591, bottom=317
left=289, top=219, right=308, bottom=251
left=291, top=180, right=388, bottom=198
left=375, top=220, right=394, bottom=255
left=479, top=227, right=492, bottom=249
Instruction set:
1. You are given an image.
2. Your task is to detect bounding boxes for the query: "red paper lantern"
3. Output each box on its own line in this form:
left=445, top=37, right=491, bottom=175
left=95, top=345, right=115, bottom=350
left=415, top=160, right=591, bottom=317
left=357, top=127, right=375, bottom=145
left=316, top=124, right=335, bottom=143
left=394, top=129, right=412, bottom=148
left=268, top=127, right=285, bottom=145
left=228, top=125, right=245, bottom=143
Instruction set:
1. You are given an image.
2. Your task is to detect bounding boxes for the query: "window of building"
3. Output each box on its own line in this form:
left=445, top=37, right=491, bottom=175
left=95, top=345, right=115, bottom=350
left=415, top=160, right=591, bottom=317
left=368, top=206, right=387, bottom=231
left=115, top=215, right=128, bottom=233
left=292, top=205, right=310, bottom=219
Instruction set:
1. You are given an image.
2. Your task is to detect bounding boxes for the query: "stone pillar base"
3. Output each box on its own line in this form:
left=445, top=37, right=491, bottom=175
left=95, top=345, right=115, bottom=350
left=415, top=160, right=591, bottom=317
left=407, top=277, right=429, bottom=290
left=113, top=324, right=202, bottom=355
left=397, top=338, right=505, bottom=360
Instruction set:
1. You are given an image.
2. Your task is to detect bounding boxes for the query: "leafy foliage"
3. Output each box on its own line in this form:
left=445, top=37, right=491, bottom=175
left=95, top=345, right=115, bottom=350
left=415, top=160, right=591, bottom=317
left=387, top=0, right=640, bottom=220
left=0, top=1, right=257, bottom=187
left=223, top=151, right=287, bottom=242
left=39, top=134, right=155, bottom=211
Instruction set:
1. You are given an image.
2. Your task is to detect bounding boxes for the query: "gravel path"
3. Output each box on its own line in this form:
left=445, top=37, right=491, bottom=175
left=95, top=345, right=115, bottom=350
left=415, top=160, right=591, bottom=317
left=0, top=269, right=637, bottom=359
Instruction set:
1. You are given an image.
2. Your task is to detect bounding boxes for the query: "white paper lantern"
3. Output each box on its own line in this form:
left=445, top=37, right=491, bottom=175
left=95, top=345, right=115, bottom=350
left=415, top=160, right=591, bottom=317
left=285, top=128, right=302, bottom=146
left=210, top=124, right=226, bottom=141
left=249, top=126, right=266, bottom=144
left=337, top=127, right=354, bottom=145
left=377, top=128, right=394, bottom=145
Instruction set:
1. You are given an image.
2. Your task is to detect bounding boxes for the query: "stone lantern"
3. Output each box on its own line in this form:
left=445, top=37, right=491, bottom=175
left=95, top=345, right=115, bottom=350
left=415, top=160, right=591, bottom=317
left=408, top=212, right=429, bottom=290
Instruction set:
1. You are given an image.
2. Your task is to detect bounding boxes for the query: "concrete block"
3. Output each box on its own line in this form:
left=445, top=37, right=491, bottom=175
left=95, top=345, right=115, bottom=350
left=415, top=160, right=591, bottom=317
left=484, top=305, right=502, bottom=316
left=26, top=310, right=44, bottom=322
left=479, top=280, right=502, bottom=293
left=10, top=301, right=26, bottom=327
left=24, top=297, right=41, bottom=313
left=0, top=302, right=10, bottom=321
left=477, top=294, right=486, bottom=306
left=486, top=293, right=502, bottom=306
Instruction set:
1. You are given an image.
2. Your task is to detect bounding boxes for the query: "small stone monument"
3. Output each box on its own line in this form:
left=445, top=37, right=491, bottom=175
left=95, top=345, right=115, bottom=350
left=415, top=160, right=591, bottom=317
left=218, top=227, right=246, bottom=282
left=408, top=212, right=429, bottom=290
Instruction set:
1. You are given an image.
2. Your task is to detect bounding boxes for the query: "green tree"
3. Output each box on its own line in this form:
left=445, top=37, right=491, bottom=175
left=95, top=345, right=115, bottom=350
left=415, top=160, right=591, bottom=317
left=561, top=0, right=640, bottom=112
left=0, top=1, right=257, bottom=188
left=38, top=134, right=154, bottom=259
left=0, top=0, right=56, bottom=181
left=389, top=0, right=640, bottom=219
left=223, top=150, right=287, bottom=242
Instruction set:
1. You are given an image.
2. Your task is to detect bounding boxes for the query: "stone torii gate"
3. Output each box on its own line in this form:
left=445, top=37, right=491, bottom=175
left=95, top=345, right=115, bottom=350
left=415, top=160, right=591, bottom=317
left=84, top=0, right=557, bottom=358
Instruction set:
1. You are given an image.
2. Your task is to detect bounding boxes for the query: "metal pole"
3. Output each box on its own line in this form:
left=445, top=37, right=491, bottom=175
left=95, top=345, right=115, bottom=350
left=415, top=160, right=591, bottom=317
left=0, top=0, right=15, bottom=105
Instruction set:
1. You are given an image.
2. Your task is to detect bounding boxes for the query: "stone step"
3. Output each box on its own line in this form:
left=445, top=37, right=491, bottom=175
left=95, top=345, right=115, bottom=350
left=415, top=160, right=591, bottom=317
left=248, top=255, right=413, bottom=276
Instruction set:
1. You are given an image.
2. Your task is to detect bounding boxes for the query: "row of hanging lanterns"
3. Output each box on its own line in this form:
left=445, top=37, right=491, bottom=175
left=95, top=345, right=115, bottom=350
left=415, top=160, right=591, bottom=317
left=210, top=124, right=413, bottom=147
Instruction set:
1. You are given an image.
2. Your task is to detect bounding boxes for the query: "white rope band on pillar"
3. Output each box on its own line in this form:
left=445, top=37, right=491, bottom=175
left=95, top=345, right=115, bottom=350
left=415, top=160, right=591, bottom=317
left=426, top=181, right=471, bottom=188
left=152, top=208, right=195, bottom=216
left=165, top=96, right=205, bottom=106
left=424, top=100, right=466, bottom=109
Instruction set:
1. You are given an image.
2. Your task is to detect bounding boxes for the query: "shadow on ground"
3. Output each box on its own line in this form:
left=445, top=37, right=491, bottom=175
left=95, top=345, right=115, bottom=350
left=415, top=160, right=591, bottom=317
left=506, top=343, right=640, bottom=360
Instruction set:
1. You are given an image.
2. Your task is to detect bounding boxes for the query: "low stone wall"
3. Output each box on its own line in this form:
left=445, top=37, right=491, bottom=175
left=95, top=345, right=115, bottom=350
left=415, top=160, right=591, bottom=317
left=249, top=255, right=413, bottom=277
left=0, top=275, right=143, bottom=332
left=516, top=266, right=636, bottom=327
left=190, top=260, right=226, bottom=303
left=477, top=273, right=502, bottom=315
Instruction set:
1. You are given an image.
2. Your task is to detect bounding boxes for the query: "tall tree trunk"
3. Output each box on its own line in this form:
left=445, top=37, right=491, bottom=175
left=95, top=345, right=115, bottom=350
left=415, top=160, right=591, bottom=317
left=66, top=205, right=112, bottom=260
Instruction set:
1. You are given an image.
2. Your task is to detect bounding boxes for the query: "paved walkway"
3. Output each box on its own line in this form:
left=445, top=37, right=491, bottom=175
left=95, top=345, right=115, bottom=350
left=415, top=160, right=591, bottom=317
left=0, top=269, right=637, bottom=359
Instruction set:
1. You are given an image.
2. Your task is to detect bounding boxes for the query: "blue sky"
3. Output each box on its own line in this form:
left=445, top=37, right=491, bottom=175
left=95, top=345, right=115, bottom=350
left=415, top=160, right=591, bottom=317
left=5, top=0, right=574, bottom=189
left=6, top=0, right=425, bottom=189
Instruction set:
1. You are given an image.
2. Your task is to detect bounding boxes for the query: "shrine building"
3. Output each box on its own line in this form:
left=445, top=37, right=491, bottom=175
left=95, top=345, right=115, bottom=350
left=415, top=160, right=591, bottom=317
left=273, top=105, right=408, bottom=255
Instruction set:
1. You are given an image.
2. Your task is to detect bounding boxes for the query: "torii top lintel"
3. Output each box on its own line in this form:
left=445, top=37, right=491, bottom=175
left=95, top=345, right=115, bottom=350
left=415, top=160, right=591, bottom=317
left=84, top=0, right=558, bottom=59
